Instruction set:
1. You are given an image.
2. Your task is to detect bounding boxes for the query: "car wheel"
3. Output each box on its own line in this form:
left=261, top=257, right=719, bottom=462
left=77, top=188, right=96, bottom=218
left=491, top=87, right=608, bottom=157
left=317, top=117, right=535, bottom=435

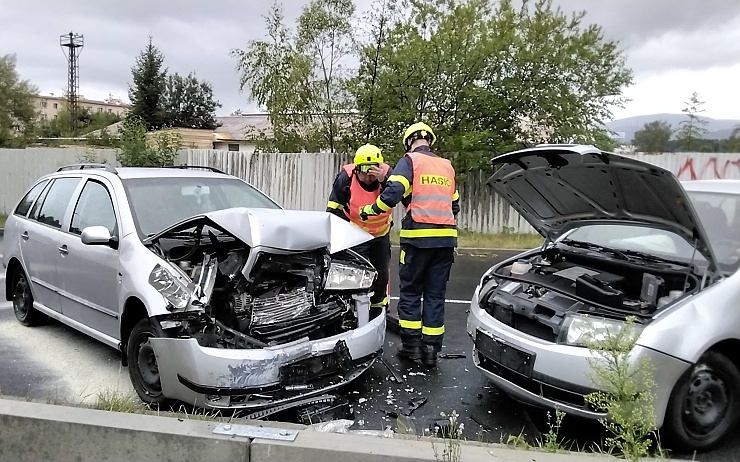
left=662, top=351, right=740, bottom=452
left=12, top=267, right=47, bottom=326
left=127, top=318, right=168, bottom=407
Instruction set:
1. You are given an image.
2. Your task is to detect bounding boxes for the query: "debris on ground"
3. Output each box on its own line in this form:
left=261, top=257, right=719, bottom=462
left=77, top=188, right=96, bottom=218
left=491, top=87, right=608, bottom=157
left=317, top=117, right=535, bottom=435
left=309, top=419, right=354, bottom=433
left=379, top=357, right=404, bottom=383
left=396, top=414, right=416, bottom=435
left=404, top=397, right=428, bottom=416
left=408, top=371, right=427, bottom=377
left=296, top=395, right=354, bottom=425
left=438, top=353, right=466, bottom=359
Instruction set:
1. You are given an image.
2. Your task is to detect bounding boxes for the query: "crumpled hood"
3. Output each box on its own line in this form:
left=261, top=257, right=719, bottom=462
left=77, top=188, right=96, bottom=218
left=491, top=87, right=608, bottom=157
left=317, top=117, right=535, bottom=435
left=488, top=145, right=718, bottom=267
left=146, top=207, right=373, bottom=253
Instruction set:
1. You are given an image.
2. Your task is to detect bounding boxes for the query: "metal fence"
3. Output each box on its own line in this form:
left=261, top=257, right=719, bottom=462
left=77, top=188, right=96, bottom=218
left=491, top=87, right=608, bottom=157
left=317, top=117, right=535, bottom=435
left=2, top=148, right=739, bottom=234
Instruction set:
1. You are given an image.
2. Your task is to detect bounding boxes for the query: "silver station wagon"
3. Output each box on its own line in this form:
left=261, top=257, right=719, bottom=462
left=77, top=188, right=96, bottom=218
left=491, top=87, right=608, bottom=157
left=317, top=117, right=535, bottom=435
left=467, top=145, right=740, bottom=451
left=3, top=164, right=385, bottom=412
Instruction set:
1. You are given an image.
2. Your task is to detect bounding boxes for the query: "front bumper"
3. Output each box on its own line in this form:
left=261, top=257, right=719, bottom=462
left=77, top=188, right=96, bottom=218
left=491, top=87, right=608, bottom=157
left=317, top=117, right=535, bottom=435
left=467, top=292, right=690, bottom=426
left=150, top=309, right=386, bottom=410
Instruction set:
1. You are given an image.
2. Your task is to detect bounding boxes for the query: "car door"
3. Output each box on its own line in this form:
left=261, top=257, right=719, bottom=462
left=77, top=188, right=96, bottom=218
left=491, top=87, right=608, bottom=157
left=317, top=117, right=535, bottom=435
left=56, top=178, right=121, bottom=340
left=19, top=177, right=82, bottom=313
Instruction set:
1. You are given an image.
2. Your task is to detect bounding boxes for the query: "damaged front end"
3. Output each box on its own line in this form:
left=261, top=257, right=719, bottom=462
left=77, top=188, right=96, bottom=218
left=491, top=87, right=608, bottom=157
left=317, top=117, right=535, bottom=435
left=141, top=210, right=385, bottom=409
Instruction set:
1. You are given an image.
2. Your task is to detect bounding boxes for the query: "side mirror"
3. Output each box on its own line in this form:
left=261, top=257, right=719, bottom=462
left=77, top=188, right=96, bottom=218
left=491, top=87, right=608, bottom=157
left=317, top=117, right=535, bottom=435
left=81, top=226, right=116, bottom=248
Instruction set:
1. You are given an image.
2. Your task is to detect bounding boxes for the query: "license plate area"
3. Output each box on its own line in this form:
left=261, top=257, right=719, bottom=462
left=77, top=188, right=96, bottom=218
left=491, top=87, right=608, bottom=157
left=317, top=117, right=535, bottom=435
left=279, top=340, right=352, bottom=387
left=475, top=329, right=535, bottom=377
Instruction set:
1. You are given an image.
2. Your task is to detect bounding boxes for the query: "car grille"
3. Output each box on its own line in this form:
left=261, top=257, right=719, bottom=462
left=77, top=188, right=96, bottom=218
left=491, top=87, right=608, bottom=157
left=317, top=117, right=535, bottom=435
left=488, top=304, right=558, bottom=342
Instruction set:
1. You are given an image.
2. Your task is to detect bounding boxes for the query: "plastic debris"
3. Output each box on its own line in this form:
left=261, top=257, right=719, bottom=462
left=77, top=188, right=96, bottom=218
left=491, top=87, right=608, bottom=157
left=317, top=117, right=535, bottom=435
left=438, top=353, right=466, bottom=359
left=309, top=419, right=354, bottom=433
left=396, top=414, right=416, bottom=435
left=404, top=397, right=428, bottom=416
left=408, top=372, right=427, bottom=376
left=358, top=398, right=368, bottom=404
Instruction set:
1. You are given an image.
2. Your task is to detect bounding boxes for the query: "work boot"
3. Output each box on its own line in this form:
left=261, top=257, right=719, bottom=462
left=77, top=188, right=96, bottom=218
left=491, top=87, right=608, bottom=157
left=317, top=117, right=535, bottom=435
left=422, top=347, right=438, bottom=368
left=397, top=344, right=423, bottom=361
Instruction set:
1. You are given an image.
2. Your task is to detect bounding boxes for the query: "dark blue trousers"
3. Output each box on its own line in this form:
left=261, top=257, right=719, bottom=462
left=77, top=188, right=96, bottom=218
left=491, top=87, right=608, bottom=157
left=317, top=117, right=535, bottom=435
left=397, top=244, right=454, bottom=351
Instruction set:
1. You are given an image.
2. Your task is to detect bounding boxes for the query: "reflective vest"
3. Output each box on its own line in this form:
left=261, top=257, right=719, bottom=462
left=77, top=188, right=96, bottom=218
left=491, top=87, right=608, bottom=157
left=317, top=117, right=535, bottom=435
left=407, top=152, right=455, bottom=225
left=342, top=163, right=392, bottom=236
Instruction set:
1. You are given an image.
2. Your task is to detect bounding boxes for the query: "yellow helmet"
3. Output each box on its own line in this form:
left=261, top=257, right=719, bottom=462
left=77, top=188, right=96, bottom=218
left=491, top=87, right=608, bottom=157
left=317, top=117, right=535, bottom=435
left=403, top=122, right=436, bottom=150
left=353, top=144, right=383, bottom=172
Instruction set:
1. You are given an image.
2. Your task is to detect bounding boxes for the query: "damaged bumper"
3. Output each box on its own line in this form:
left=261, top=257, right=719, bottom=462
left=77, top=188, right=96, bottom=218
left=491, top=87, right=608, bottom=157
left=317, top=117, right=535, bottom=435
left=150, top=308, right=386, bottom=410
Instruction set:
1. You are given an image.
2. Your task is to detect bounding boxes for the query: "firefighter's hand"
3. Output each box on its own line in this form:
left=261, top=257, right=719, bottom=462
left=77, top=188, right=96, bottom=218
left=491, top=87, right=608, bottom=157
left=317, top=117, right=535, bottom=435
left=359, top=205, right=376, bottom=221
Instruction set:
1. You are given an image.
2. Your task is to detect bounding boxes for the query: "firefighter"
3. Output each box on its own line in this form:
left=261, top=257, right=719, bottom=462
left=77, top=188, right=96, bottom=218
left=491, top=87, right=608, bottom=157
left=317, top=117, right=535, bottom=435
left=359, top=122, right=459, bottom=368
left=326, top=143, right=393, bottom=319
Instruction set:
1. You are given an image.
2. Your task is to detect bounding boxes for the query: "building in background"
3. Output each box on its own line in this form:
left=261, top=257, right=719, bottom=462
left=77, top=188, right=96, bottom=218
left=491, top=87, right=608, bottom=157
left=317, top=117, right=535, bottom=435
left=33, top=93, right=130, bottom=121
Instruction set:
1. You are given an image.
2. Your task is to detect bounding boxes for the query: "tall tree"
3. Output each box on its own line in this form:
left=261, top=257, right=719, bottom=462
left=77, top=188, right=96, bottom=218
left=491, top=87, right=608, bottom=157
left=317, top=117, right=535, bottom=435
left=129, top=37, right=167, bottom=130
left=676, top=91, right=708, bottom=152
left=632, top=120, right=672, bottom=153
left=729, top=125, right=740, bottom=153
left=0, top=54, right=38, bottom=148
left=162, top=72, right=221, bottom=129
left=349, top=0, right=631, bottom=171
left=232, top=0, right=356, bottom=153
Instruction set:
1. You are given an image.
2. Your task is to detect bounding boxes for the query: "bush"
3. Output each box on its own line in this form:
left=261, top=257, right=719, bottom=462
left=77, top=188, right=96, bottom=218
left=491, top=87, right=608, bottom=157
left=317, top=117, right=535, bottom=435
left=116, top=116, right=181, bottom=167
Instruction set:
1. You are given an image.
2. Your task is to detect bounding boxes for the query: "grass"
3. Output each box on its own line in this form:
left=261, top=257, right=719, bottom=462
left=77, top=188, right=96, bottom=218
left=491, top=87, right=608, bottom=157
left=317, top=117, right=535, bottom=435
left=389, top=229, right=543, bottom=249
left=0, top=213, right=6, bottom=228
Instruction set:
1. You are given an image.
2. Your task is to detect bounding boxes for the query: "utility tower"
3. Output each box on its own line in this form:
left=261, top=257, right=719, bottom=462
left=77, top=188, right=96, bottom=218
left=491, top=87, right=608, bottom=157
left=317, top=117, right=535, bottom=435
left=60, top=32, right=84, bottom=135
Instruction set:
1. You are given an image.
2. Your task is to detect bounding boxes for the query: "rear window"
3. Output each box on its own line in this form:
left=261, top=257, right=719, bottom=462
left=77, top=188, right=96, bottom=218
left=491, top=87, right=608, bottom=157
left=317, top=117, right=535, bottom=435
left=35, top=178, right=81, bottom=229
left=14, top=180, right=49, bottom=217
left=122, top=176, right=279, bottom=237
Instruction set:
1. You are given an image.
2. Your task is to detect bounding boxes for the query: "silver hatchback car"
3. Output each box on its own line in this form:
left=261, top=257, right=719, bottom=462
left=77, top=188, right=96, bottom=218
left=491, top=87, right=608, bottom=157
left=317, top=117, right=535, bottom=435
left=3, top=164, right=386, bottom=411
left=467, top=145, right=740, bottom=452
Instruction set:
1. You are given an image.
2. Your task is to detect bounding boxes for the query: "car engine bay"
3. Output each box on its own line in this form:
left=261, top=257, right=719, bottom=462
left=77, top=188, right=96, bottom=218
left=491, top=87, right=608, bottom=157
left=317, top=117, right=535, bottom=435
left=478, top=246, right=702, bottom=342
left=147, top=224, right=374, bottom=348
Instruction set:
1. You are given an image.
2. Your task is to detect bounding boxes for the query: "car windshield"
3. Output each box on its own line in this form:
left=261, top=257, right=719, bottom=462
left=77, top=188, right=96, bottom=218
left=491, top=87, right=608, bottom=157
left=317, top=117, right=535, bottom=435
left=686, top=190, right=740, bottom=273
left=123, top=176, right=280, bottom=237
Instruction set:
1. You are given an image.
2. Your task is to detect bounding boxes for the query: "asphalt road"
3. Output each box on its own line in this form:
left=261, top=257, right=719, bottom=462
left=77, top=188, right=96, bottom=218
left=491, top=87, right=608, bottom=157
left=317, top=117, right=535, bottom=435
left=2, top=236, right=740, bottom=460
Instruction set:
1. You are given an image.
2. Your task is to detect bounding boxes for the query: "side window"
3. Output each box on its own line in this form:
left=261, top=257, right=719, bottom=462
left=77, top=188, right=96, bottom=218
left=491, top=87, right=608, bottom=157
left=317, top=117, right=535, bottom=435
left=14, top=180, right=49, bottom=217
left=35, top=178, right=81, bottom=229
left=70, top=180, right=117, bottom=236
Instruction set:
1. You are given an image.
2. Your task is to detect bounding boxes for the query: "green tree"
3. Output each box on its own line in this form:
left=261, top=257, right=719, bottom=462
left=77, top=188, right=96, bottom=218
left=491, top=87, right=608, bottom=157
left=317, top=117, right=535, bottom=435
left=162, top=72, right=221, bottom=129
left=129, top=37, right=167, bottom=131
left=232, top=0, right=356, bottom=153
left=116, top=116, right=180, bottom=166
left=350, top=0, right=631, bottom=171
left=676, top=91, right=708, bottom=152
left=0, top=54, right=38, bottom=148
left=631, top=120, right=672, bottom=153
left=728, top=125, right=740, bottom=153
left=37, top=106, right=120, bottom=139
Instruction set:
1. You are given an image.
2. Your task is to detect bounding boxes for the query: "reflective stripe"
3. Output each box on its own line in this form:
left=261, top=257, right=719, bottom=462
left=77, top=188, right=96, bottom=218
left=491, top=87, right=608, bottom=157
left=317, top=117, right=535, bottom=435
left=400, top=228, right=458, bottom=238
left=411, top=209, right=455, bottom=218
left=371, top=296, right=389, bottom=307
left=399, top=319, right=422, bottom=329
left=327, top=200, right=344, bottom=210
left=375, top=197, right=392, bottom=212
left=400, top=249, right=406, bottom=264
left=388, top=174, right=411, bottom=196
left=452, top=190, right=460, bottom=201
left=422, top=325, right=445, bottom=336
left=413, top=194, right=454, bottom=202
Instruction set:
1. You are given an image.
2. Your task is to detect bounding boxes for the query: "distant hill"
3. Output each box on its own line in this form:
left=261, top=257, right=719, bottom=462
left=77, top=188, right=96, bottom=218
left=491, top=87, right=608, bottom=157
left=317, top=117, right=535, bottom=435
left=606, top=113, right=740, bottom=144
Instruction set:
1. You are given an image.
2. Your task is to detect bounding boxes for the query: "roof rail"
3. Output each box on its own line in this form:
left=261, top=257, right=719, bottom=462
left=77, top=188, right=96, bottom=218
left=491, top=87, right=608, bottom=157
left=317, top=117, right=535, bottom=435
left=163, top=165, right=227, bottom=174
left=56, top=163, right=119, bottom=174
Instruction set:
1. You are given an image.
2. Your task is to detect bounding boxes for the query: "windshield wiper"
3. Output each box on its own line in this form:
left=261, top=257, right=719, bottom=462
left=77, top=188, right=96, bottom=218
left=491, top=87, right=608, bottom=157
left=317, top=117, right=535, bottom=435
left=559, top=239, right=630, bottom=261
left=617, top=249, right=684, bottom=266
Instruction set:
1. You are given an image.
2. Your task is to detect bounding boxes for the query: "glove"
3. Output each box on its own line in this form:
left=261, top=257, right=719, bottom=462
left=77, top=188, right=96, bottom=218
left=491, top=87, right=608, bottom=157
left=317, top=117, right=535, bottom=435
left=359, top=204, right=376, bottom=221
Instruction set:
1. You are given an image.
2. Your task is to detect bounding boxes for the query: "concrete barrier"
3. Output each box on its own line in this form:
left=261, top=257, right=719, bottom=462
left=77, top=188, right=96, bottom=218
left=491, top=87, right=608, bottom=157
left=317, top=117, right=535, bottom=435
left=0, top=398, right=619, bottom=462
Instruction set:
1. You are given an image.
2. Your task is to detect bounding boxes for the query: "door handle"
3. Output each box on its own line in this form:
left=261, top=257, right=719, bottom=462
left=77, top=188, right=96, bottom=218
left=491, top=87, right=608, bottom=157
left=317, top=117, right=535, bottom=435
left=58, top=245, right=69, bottom=256
left=21, top=231, right=29, bottom=241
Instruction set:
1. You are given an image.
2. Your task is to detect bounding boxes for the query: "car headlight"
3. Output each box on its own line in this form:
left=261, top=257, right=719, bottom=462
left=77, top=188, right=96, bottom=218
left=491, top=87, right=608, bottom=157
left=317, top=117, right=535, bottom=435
left=149, top=264, right=193, bottom=311
left=324, top=262, right=376, bottom=290
left=560, top=314, right=643, bottom=347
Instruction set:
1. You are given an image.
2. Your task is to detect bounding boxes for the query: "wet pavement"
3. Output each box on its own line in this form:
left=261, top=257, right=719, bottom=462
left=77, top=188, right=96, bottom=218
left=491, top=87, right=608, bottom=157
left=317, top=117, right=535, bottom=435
left=2, top=239, right=740, bottom=459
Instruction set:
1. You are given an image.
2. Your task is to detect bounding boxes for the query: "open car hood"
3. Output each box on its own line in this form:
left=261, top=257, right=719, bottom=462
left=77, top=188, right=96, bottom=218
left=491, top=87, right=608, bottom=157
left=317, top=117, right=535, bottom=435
left=488, top=145, right=718, bottom=267
left=145, top=207, right=372, bottom=253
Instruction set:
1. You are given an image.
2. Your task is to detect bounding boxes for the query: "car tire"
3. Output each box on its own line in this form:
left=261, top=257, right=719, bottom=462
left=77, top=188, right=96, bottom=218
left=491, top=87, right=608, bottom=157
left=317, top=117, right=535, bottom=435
left=12, top=267, right=47, bottom=327
left=127, top=318, right=168, bottom=407
left=662, top=351, right=740, bottom=452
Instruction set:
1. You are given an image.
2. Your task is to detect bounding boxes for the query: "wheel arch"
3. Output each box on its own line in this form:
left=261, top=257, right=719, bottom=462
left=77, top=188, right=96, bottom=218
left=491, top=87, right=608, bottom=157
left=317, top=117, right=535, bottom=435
left=120, top=296, right=149, bottom=366
left=4, top=258, right=23, bottom=302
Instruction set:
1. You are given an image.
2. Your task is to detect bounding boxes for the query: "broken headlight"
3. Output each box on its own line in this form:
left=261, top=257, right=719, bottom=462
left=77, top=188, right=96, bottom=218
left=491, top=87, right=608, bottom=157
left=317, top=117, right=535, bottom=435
left=324, top=262, right=376, bottom=290
left=559, top=314, right=643, bottom=347
left=149, top=264, right=193, bottom=311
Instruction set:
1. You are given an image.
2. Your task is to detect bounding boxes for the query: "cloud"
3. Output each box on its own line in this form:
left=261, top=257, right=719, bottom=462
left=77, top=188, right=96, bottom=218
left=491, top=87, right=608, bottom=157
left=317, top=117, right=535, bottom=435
left=1, top=0, right=739, bottom=119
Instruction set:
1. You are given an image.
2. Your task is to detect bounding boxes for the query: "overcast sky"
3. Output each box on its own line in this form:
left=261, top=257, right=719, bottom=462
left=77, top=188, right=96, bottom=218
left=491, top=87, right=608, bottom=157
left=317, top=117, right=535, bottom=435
left=2, top=0, right=739, bottom=121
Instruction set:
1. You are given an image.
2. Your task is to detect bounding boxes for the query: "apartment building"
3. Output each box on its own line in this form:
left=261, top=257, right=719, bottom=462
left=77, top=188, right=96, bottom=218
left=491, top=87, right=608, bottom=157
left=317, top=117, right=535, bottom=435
left=34, top=93, right=130, bottom=121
